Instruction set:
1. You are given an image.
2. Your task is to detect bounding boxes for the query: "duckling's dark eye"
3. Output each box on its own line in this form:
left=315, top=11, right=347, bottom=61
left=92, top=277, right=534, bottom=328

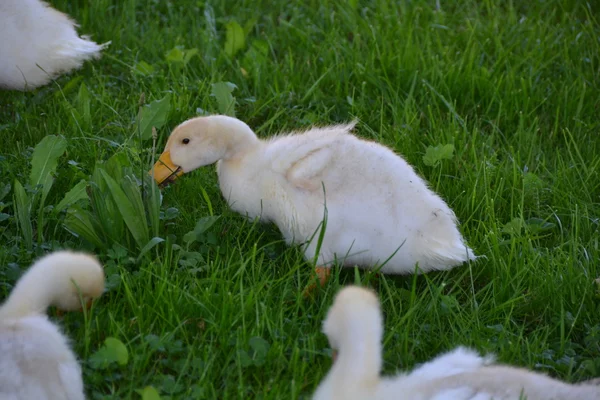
left=182, top=138, right=190, bottom=144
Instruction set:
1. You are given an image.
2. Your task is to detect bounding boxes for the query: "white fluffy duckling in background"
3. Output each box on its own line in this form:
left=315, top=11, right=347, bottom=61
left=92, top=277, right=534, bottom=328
left=313, top=286, right=600, bottom=400
left=151, top=116, right=476, bottom=291
left=0, top=0, right=107, bottom=90
left=0, top=251, right=105, bottom=400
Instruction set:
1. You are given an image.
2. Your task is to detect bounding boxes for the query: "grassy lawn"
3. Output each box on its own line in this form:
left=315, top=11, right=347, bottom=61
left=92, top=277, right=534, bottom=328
left=1, top=0, right=600, bottom=398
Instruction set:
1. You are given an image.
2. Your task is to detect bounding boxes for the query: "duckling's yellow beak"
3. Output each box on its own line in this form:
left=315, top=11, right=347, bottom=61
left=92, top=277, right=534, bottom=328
left=150, top=151, right=184, bottom=186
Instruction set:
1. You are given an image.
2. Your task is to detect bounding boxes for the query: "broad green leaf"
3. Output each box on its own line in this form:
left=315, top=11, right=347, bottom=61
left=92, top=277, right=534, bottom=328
left=144, top=334, right=166, bottom=351
left=53, top=76, right=83, bottom=98
left=55, top=180, right=88, bottom=214
left=122, top=175, right=149, bottom=238
left=249, top=336, right=270, bottom=357
left=183, top=230, right=197, bottom=245
left=156, top=375, right=185, bottom=395
left=137, top=95, right=171, bottom=140
left=137, top=237, right=165, bottom=261
left=89, top=337, right=129, bottom=369
left=237, top=349, right=253, bottom=367
left=178, top=251, right=204, bottom=267
left=242, top=336, right=270, bottom=366
left=525, top=217, right=556, bottom=234
left=502, top=218, right=524, bottom=237
left=440, top=294, right=460, bottom=315
left=224, top=20, right=246, bottom=57
left=193, top=215, right=221, bottom=235
left=183, top=48, right=199, bottom=65
left=100, top=170, right=149, bottom=249
left=29, top=135, right=68, bottom=206
left=64, top=205, right=105, bottom=249
left=183, top=215, right=220, bottom=244
left=348, top=0, right=358, bottom=9
left=242, top=40, right=269, bottom=69
left=89, top=171, right=124, bottom=243
left=137, top=386, right=162, bottom=400
left=243, top=17, right=258, bottom=35
left=163, top=207, right=179, bottom=220
left=105, top=337, right=128, bottom=365
left=105, top=151, right=132, bottom=182
left=133, top=61, right=155, bottom=76
left=423, top=143, right=455, bottom=167
left=165, top=47, right=184, bottom=63
left=13, top=180, right=32, bottom=249
left=211, top=82, right=237, bottom=117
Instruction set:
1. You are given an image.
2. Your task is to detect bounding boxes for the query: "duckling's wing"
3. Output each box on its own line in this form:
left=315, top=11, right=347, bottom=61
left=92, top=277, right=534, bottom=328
left=269, top=124, right=355, bottom=192
left=408, top=347, right=492, bottom=381
left=284, top=144, right=335, bottom=191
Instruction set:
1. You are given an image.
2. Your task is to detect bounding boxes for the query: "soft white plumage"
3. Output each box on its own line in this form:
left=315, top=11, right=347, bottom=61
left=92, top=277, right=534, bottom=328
left=313, top=286, right=600, bottom=400
left=151, top=115, right=476, bottom=286
left=0, top=251, right=105, bottom=400
left=0, top=0, right=107, bottom=90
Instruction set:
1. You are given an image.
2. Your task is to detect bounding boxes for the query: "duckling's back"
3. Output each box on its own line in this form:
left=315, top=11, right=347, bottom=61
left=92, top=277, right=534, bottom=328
left=413, top=365, right=600, bottom=400
left=280, top=127, right=475, bottom=273
left=0, top=316, right=84, bottom=400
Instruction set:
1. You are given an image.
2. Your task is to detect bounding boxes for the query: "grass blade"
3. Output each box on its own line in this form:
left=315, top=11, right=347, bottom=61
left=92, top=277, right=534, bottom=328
left=13, top=180, right=32, bottom=249
left=143, top=175, right=161, bottom=238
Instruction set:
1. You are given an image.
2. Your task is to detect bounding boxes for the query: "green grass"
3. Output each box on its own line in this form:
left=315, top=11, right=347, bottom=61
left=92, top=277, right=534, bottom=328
left=1, top=0, right=600, bottom=398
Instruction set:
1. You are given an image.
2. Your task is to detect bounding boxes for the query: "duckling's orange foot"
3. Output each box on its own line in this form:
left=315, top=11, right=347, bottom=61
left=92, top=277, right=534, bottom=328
left=302, top=266, right=332, bottom=298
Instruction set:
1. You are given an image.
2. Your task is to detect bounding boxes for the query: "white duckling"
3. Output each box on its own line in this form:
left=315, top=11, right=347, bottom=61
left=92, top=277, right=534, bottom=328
left=0, top=251, right=105, bottom=400
left=0, top=0, right=108, bottom=90
left=313, top=285, right=600, bottom=400
left=150, top=115, right=476, bottom=290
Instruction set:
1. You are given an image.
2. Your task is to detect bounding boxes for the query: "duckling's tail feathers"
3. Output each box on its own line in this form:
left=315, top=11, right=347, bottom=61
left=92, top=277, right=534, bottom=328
left=0, top=0, right=108, bottom=90
left=412, top=209, right=478, bottom=272
left=412, top=229, right=477, bottom=273
left=54, top=35, right=109, bottom=63
left=424, top=240, right=477, bottom=271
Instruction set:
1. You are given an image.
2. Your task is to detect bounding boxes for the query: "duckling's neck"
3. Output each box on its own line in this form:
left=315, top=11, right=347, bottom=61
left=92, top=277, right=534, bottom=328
left=0, top=270, right=58, bottom=319
left=215, top=116, right=261, bottom=160
left=334, top=322, right=382, bottom=384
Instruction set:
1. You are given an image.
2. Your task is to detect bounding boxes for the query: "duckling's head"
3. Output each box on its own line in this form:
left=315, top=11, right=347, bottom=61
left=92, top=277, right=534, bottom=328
left=322, top=286, right=383, bottom=353
left=150, top=115, right=257, bottom=186
left=42, top=251, right=106, bottom=311
left=0, top=251, right=105, bottom=318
